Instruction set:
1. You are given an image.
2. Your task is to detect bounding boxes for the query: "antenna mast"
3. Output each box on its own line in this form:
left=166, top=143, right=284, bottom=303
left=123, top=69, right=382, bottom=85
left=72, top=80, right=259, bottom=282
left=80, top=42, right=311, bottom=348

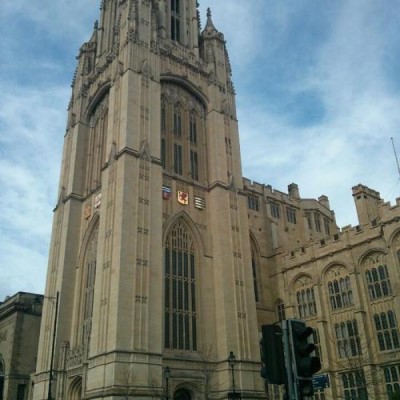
left=391, top=137, right=400, bottom=180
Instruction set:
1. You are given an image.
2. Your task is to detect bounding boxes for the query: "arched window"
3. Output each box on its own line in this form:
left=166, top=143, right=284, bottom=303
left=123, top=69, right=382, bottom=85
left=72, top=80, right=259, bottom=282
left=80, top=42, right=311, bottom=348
left=327, top=276, right=353, bottom=310
left=384, top=365, right=400, bottom=399
left=363, top=252, right=392, bottom=300
left=82, top=225, right=98, bottom=348
left=161, top=100, right=166, bottom=134
left=173, top=105, right=182, bottom=137
left=374, top=310, right=400, bottom=351
left=365, top=265, right=392, bottom=299
left=86, top=95, right=108, bottom=193
left=190, top=111, right=197, bottom=144
left=189, top=111, right=198, bottom=180
left=190, top=150, right=198, bottom=180
left=160, top=83, right=206, bottom=182
left=174, top=143, right=182, bottom=175
left=341, top=371, right=367, bottom=400
left=334, top=320, right=361, bottom=358
left=164, top=220, right=197, bottom=351
left=294, top=276, right=317, bottom=319
left=174, top=388, right=192, bottom=400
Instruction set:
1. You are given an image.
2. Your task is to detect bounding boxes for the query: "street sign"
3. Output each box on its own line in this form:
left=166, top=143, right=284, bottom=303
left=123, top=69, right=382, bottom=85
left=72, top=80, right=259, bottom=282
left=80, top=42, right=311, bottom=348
left=312, top=374, right=329, bottom=389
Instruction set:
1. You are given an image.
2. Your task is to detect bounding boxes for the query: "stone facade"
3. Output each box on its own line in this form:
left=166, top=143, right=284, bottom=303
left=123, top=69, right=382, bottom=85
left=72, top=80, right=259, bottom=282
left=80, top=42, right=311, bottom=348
left=244, top=182, right=400, bottom=399
left=34, top=1, right=261, bottom=399
left=0, top=292, right=43, bottom=400
left=32, top=1, right=400, bottom=400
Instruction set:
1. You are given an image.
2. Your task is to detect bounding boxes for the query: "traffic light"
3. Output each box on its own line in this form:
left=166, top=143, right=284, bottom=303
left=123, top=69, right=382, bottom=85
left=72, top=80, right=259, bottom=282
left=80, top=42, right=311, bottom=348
left=288, top=319, right=321, bottom=397
left=259, top=324, right=286, bottom=385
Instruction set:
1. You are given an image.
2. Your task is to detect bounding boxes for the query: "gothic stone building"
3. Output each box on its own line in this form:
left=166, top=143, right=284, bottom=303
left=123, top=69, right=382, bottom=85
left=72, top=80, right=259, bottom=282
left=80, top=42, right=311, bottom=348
left=33, top=1, right=400, bottom=400
left=0, top=292, right=43, bottom=400
left=247, top=182, right=400, bottom=400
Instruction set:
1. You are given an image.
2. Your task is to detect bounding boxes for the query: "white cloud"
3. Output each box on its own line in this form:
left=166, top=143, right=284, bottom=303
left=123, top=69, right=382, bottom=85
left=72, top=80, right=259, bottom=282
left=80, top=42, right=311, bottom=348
left=0, top=85, right=66, bottom=300
left=1, top=1, right=400, bottom=300
left=0, top=236, right=47, bottom=301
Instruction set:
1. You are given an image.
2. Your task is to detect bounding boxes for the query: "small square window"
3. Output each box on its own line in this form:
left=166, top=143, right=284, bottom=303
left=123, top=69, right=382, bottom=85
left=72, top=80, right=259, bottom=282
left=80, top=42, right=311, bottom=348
left=270, top=203, right=280, bottom=218
left=248, top=195, right=259, bottom=211
left=286, top=207, right=297, bottom=224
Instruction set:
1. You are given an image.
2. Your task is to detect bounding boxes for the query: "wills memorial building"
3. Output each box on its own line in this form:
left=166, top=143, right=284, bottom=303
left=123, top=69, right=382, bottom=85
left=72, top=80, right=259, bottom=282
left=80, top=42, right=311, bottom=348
left=33, top=1, right=400, bottom=399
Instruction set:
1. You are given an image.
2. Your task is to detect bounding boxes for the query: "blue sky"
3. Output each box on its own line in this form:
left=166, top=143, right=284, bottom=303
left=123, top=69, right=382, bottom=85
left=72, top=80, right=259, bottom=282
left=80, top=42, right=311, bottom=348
left=1, top=0, right=400, bottom=300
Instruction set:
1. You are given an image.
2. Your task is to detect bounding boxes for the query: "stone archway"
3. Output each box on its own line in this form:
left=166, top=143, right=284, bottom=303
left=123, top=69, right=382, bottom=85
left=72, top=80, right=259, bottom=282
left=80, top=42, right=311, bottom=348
left=68, top=376, right=82, bottom=400
left=173, top=388, right=192, bottom=400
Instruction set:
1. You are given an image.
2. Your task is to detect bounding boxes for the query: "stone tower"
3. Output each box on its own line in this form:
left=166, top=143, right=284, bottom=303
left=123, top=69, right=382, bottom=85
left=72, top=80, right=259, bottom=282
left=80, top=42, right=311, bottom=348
left=34, top=1, right=263, bottom=399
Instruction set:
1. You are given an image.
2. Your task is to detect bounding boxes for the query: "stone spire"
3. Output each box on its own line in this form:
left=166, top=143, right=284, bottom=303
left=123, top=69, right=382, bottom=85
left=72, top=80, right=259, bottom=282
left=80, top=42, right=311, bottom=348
left=203, top=7, right=218, bottom=36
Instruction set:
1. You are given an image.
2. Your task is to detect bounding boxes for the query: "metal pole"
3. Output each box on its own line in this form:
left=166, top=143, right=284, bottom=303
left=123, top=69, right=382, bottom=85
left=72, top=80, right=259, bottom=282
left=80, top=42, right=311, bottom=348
left=282, top=320, right=297, bottom=400
left=164, top=366, right=171, bottom=400
left=231, top=364, right=236, bottom=397
left=47, top=292, right=59, bottom=400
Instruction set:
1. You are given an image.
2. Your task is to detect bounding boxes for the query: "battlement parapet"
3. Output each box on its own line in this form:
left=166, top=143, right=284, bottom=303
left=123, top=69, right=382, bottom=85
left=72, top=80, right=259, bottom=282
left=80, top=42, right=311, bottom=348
left=242, top=178, right=332, bottom=212
left=377, top=199, right=400, bottom=222
left=283, top=219, right=385, bottom=267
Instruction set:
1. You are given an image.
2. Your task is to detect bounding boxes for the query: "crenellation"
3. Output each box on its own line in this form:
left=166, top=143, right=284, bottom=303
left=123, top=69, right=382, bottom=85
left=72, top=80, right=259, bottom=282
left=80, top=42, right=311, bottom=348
left=282, top=216, right=390, bottom=266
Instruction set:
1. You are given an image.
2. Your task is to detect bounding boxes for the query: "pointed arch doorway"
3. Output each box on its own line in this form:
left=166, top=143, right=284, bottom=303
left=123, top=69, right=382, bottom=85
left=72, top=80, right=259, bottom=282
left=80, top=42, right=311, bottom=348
left=68, top=376, right=82, bottom=400
left=173, top=388, right=192, bottom=400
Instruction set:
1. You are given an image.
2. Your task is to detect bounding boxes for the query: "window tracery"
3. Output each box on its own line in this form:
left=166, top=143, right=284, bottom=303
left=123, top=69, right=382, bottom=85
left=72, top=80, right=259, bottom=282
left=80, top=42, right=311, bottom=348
left=293, top=276, right=317, bottom=319
left=86, top=94, right=109, bottom=193
left=164, top=220, right=197, bottom=351
left=334, top=319, right=362, bottom=358
left=383, top=364, right=400, bottom=398
left=325, top=265, right=353, bottom=310
left=374, top=310, right=400, bottom=351
left=161, top=84, right=206, bottom=182
left=362, top=253, right=392, bottom=300
left=82, top=224, right=99, bottom=348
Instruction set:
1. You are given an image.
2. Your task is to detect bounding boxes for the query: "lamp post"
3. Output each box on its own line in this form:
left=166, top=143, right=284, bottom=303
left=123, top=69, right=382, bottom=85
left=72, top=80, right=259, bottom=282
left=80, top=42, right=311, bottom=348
left=228, top=351, right=236, bottom=398
left=164, top=366, right=171, bottom=400
left=47, top=292, right=59, bottom=400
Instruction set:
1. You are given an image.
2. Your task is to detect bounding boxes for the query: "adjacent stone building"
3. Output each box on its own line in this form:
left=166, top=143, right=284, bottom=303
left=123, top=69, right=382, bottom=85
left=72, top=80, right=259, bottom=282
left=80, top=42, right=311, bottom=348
left=245, top=182, right=400, bottom=399
left=0, top=292, right=43, bottom=400
left=32, top=1, right=400, bottom=399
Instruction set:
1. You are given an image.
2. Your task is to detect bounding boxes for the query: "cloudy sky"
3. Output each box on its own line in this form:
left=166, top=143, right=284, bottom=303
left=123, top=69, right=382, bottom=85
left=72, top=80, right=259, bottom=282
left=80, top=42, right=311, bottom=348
left=1, top=0, right=400, bottom=300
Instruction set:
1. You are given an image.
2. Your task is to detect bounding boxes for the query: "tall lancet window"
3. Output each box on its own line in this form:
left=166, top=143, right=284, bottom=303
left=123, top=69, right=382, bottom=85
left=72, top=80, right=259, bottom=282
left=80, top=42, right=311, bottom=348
left=160, top=83, right=206, bottom=182
left=82, top=225, right=98, bottom=347
left=86, top=94, right=109, bottom=193
left=164, top=220, right=197, bottom=351
left=171, top=0, right=181, bottom=42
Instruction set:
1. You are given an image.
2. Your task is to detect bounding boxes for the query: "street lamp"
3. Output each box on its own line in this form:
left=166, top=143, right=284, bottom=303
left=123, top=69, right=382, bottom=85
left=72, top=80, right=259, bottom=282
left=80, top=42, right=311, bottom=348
left=228, top=351, right=236, bottom=398
left=164, top=366, right=171, bottom=400
left=47, top=292, right=59, bottom=400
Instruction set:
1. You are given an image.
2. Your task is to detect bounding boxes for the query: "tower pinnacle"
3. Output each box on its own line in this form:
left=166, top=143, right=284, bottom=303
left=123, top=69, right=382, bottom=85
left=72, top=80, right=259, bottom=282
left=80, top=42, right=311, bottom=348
left=204, top=7, right=218, bottom=33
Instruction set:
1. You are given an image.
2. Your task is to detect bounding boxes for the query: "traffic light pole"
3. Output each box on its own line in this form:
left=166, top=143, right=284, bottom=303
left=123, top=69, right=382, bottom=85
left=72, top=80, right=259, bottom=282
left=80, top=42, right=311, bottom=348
left=286, top=319, right=322, bottom=400
left=282, top=320, right=297, bottom=400
left=260, top=320, right=321, bottom=400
